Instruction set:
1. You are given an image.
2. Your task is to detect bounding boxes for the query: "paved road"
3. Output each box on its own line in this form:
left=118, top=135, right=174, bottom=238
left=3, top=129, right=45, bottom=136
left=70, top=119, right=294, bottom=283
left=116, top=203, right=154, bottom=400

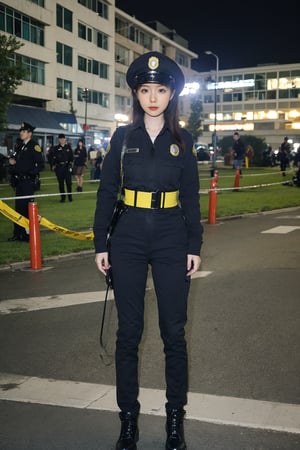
left=0, top=207, right=300, bottom=449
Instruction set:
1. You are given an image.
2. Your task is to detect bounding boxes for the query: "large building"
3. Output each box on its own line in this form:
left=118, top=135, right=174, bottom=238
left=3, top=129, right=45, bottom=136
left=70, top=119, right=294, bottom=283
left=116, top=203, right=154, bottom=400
left=0, top=0, right=197, bottom=155
left=1, top=0, right=300, bottom=155
left=197, top=62, right=300, bottom=150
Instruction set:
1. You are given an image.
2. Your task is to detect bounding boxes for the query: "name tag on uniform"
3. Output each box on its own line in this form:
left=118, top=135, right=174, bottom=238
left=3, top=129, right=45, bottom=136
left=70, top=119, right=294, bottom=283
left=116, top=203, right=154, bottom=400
left=125, top=148, right=140, bottom=153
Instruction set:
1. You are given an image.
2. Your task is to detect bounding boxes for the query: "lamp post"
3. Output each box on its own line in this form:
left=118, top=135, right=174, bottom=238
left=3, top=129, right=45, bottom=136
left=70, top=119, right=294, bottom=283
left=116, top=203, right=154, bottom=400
left=82, top=88, right=89, bottom=144
left=205, top=51, right=219, bottom=177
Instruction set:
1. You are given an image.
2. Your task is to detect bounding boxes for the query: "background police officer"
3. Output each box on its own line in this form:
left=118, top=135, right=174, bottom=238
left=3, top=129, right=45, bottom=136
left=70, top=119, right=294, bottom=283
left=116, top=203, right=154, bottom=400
left=50, top=133, right=74, bottom=202
left=8, top=122, right=44, bottom=242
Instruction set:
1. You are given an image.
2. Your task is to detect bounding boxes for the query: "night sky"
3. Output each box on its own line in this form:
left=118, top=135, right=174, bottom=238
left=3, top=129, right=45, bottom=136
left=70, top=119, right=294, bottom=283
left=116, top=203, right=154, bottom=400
left=116, top=1, right=299, bottom=72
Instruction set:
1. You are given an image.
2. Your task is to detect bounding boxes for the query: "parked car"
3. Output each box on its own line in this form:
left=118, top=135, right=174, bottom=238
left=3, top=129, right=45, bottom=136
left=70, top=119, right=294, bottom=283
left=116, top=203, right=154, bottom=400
left=194, top=143, right=211, bottom=161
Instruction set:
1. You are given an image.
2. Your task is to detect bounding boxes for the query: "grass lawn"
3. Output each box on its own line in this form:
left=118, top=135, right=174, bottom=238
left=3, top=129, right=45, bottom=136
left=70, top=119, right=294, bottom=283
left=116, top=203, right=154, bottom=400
left=0, top=162, right=299, bottom=266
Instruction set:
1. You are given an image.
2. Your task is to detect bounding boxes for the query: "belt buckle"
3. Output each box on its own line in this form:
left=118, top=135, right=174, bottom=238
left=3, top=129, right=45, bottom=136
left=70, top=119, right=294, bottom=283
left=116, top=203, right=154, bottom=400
left=151, top=190, right=161, bottom=209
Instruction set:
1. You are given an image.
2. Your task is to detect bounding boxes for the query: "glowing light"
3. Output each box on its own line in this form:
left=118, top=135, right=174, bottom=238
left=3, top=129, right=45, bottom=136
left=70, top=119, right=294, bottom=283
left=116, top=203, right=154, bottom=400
left=207, top=79, right=254, bottom=90
left=114, top=113, right=129, bottom=122
left=180, top=82, right=200, bottom=96
left=209, top=123, right=254, bottom=132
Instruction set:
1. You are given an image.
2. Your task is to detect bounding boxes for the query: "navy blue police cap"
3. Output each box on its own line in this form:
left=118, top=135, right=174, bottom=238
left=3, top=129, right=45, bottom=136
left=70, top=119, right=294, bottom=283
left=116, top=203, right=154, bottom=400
left=58, top=133, right=66, bottom=138
left=126, top=51, right=185, bottom=94
left=19, top=122, right=35, bottom=132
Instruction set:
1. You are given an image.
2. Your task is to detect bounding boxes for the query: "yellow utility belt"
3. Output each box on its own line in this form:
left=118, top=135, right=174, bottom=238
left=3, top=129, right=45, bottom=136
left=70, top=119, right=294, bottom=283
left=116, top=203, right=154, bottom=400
left=124, top=188, right=179, bottom=209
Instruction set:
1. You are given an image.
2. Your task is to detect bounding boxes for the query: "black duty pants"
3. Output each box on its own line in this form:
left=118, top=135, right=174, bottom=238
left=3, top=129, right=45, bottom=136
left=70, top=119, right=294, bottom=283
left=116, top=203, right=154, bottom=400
left=55, top=165, right=72, bottom=200
left=110, top=206, right=190, bottom=417
left=13, top=179, right=34, bottom=238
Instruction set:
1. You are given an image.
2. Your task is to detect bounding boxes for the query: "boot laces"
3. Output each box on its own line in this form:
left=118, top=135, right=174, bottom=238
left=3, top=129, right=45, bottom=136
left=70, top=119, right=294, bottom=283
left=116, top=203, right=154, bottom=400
left=169, top=412, right=181, bottom=437
left=120, top=416, right=136, bottom=439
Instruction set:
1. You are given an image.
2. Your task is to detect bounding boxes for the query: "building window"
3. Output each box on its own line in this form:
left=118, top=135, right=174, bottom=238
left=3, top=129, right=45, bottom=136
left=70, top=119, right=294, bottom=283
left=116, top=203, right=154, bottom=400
left=56, top=42, right=72, bottom=66
left=0, top=4, right=44, bottom=46
left=96, top=31, right=108, bottom=50
left=115, top=44, right=129, bottom=66
left=139, top=31, right=152, bottom=50
left=115, top=71, right=127, bottom=89
left=78, top=87, right=109, bottom=108
left=254, top=73, right=267, bottom=91
left=78, top=22, right=108, bottom=49
left=11, top=53, right=45, bottom=84
left=176, top=51, right=188, bottom=68
left=29, top=0, right=45, bottom=6
left=57, top=78, right=72, bottom=99
left=78, top=0, right=109, bottom=19
left=78, top=55, right=108, bottom=79
left=115, top=18, right=152, bottom=51
left=115, top=95, right=130, bottom=112
left=56, top=4, right=72, bottom=32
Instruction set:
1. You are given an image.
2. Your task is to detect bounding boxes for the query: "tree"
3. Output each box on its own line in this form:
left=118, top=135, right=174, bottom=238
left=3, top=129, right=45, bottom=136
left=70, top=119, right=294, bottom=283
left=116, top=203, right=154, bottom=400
left=185, top=95, right=203, bottom=142
left=0, top=34, right=26, bottom=131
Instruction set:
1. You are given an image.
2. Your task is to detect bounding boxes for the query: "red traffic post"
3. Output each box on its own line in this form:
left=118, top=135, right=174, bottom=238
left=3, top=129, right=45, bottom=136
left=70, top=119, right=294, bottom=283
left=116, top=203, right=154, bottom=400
left=28, top=202, right=42, bottom=270
left=233, top=168, right=240, bottom=191
left=208, top=174, right=218, bottom=225
left=214, top=170, right=219, bottom=183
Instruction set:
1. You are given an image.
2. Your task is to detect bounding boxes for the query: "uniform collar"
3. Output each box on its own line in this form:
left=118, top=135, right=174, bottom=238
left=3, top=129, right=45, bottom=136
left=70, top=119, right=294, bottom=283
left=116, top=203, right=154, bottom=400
left=131, top=118, right=169, bottom=134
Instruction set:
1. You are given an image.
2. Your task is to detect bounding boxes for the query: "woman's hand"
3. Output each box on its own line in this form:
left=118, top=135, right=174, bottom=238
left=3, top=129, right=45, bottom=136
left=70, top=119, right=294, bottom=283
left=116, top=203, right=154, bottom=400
left=186, top=254, right=201, bottom=276
left=95, top=252, right=110, bottom=276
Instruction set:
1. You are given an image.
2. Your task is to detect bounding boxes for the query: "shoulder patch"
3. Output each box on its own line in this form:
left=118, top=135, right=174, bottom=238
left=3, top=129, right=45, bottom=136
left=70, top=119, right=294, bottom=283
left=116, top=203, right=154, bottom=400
left=34, top=144, right=42, bottom=152
left=192, top=145, right=197, bottom=157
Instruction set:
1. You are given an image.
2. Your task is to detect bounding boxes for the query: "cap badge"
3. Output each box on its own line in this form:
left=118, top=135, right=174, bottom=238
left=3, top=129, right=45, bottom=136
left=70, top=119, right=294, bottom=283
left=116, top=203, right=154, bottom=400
left=169, top=144, right=180, bottom=157
left=148, top=56, right=159, bottom=70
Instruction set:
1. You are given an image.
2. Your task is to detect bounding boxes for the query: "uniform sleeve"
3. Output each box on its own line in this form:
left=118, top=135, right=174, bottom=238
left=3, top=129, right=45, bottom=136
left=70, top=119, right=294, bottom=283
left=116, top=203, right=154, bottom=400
left=93, top=127, right=126, bottom=253
left=31, top=143, right=45, bottom=175
left=179, top=131, right=203, bottom=255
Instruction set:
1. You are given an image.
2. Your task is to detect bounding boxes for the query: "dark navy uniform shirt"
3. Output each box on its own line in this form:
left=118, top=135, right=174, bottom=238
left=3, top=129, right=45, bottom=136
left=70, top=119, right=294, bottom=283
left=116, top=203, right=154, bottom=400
left=51, top=144, right=73, bottom=165
left=93, top=121, right=203, bottom=255
left=11, top=139, right=44, bottom=176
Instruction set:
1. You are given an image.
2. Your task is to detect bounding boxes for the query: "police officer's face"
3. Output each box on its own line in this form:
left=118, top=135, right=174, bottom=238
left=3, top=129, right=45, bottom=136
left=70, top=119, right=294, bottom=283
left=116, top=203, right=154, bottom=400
left=136, top=83, right=174, bottom=117
left=19, top=130, right=31, bottom=141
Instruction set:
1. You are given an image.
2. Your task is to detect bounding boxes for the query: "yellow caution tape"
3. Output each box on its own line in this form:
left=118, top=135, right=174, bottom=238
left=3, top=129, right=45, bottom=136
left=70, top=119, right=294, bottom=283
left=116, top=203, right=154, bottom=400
left=39, top=216, right=94, bottom=240
left=0, top=200, right=29, bottom=228
left=0, top=200, right=94, bottom=240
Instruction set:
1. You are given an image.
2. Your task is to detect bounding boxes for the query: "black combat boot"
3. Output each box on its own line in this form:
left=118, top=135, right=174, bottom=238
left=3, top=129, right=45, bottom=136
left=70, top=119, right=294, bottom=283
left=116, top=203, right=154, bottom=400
left=165, top=409, right=186, bottom=450
left=115, top=411, right=139, bottom=450
left=60, top=194, right=65, bottom=203
left=68, top=194, right=73, bottom=202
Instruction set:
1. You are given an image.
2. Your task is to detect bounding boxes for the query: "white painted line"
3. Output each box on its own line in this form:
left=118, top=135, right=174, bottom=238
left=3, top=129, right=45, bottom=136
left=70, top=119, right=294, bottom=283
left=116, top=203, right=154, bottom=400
left=192, top=271, right=212, bottom=279
left=0, top=271, right=212, bottom=315
left=261, top=226, right=300, bottom=234
left=0, top=291, right=114, bottom=315
left=0, top=373, right=299, bottom=434
left=276, top=215, right=300, bottom=219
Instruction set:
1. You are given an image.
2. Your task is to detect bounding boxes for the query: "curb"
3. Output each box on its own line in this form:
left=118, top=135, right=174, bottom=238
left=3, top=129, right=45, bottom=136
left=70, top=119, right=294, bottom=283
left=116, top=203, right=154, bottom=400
left=1, top=206, right=299, bottom=271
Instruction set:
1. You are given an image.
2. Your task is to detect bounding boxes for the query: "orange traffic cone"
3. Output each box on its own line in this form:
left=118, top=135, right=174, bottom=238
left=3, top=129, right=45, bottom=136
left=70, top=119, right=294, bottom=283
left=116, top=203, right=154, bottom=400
left=208, top=175, right=218, bottom=224
left=233, top=169, right=240, bottom=191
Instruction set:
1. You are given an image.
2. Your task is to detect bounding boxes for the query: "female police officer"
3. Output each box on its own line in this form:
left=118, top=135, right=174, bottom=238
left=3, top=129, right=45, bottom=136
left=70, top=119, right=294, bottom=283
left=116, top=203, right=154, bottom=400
left=93, top=51, right=203, bottom=450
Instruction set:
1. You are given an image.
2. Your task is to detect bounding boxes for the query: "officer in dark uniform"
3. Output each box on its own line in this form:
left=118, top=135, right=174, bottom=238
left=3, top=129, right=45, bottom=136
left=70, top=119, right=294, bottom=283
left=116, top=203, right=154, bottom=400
left=94, top=52, right=203, bottom=450
left=8, top=122, right=44, bottom=242
left=51, top=133, right=74, bottom=202
left=279, top=136, right=291, bottom=176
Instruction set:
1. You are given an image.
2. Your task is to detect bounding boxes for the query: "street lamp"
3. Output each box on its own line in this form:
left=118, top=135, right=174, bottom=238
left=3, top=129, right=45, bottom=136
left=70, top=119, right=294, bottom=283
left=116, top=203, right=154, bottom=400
left=205, top=51, right=219, bottom=177
left=82, top=88, right=89, bottom=143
